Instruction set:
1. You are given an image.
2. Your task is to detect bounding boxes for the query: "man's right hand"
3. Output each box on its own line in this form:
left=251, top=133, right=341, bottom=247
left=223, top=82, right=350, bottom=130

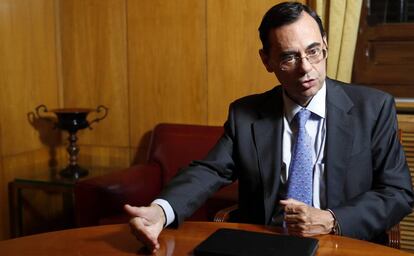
left=124, top=204, right=166, bottom=253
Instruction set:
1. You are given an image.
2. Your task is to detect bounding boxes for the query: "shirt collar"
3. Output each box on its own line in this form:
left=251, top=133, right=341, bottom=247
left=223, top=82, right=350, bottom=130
left=283, top=81, right=326, bottom=123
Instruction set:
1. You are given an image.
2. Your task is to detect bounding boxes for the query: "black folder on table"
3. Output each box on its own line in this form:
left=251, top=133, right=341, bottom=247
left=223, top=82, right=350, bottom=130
left=193, top=228, right=318, bottom=256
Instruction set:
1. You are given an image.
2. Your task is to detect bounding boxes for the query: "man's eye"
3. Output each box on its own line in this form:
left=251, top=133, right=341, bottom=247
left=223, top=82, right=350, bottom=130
left=282, top=55, right=297, bottom=63
left=307, top=48, right=320, bottom=56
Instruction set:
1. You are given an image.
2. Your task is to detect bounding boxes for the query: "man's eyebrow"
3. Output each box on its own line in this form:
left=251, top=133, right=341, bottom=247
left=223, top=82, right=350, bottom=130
left=279, top=50, right=298, bottom=58
left=279, top=42, right=322, bottom=58
left=306, top=42, right=322, bottom=50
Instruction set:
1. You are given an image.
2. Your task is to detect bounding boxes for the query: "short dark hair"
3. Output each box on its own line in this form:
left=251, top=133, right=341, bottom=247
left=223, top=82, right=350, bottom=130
left=259, top=2, right=325, bottom=54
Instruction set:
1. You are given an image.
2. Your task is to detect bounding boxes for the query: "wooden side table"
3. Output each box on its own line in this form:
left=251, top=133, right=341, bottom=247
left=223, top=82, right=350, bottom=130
left=8, top=166, right=117, bottom=238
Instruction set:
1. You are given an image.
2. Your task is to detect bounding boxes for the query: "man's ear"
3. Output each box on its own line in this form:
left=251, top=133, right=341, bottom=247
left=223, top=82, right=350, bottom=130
left=259, top=49, right=274, bottom=73
left=323, top=36, right=328, bottom=49
left=322, top=36, right=329, bottom=59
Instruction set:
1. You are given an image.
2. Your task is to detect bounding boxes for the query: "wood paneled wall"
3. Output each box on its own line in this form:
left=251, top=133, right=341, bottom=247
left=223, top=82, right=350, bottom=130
left=128, top=0, right=208, bottom=157
left=0, top=0, right=296, bottom=240
left=207, top=0, right=277, bottom=124
left=0, top=0, right=61, bottom=240
left=59, top=0, right=131, bottom=166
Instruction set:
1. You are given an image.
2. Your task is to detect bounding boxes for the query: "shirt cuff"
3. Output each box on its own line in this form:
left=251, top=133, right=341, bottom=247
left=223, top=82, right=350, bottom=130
left=153, top=199, right=175, bottom=227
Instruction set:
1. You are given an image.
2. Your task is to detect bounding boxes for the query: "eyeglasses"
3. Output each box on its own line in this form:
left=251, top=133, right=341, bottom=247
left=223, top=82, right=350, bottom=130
left=279, top=47, right=327, bottom=71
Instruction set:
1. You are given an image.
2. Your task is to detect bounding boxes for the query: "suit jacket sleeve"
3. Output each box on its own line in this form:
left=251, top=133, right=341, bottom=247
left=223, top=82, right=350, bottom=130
left=331, top=93, right=414, bottom=241
left=158, top=105, right=238, bottom=226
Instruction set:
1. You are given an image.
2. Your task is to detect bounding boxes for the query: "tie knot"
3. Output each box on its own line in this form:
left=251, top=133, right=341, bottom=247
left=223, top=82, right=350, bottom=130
left=296, top=109, right=311, bottom=128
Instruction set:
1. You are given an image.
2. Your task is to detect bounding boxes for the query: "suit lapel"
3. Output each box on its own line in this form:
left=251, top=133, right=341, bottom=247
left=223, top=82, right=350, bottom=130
left=252, top=87, right=284, bottom=224
left=325, top=79, right=355, bottom=208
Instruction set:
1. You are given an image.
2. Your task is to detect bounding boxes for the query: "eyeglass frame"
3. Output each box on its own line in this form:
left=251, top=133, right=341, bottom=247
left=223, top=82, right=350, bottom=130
left=279, top=46, right=328, bottom=71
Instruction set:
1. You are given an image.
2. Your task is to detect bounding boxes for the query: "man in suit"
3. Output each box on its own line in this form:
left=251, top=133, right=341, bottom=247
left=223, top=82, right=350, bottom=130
left=125, top=2, right=414, bottom=252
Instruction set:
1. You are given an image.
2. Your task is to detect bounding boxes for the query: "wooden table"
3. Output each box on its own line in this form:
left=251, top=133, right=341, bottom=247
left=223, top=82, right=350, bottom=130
left=0, top=221, right=412, bottom=255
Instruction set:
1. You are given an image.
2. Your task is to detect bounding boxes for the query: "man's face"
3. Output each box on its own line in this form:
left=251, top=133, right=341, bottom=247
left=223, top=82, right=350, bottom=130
left=260, top=12, right=327, bottom=106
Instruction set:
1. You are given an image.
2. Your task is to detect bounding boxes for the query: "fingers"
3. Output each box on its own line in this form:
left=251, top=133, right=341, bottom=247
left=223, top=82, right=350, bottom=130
left=285, top=222, right=325, bottom=237
left=124, top=204, right=144, bottom=217
left=125, top=204, right=165, bottom=253
left=284, top=203, right=308, bottom=216
left=284, top=211, right=308, bottom=223
left=285, top=223, right=310, bottom=236
left=129, top=216, right=160, bottom=253
left=284, top=215, right=314, bottom=237
left=280, top=199, right=312, bottom=236
left=280, top=198, right=305, bottom=206
left=280, top=200, right=332, bottom=236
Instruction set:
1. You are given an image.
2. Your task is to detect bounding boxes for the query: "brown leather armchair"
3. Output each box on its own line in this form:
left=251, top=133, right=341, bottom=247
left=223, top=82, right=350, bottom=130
left=74, top=123, right=238, bottom=227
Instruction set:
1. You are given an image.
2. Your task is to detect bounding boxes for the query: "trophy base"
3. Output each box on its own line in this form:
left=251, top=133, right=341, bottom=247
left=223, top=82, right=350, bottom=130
left=60, top=164, right=89, bottom=179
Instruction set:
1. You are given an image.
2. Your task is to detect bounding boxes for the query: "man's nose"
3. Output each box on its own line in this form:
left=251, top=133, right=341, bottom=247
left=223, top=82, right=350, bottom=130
left=298, top=56, right=313, bottom=73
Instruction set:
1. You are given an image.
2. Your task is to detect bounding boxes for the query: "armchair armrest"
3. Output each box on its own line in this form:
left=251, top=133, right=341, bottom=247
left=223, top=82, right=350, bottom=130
left=74, top=163, right=162, bottom=227
left=214, top=204, right=239, bottom=222
left=387, top=224, right=400, bottom=249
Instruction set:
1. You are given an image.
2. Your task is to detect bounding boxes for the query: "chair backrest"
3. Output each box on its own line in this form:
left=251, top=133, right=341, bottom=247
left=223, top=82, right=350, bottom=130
left=147, top=123, right=223, bottom=186
left=387, top=128, right=404, bottom=249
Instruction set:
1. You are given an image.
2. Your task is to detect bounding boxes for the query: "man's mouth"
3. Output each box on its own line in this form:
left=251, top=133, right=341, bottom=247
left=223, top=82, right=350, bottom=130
left=300, top=78, right=316, bottom=88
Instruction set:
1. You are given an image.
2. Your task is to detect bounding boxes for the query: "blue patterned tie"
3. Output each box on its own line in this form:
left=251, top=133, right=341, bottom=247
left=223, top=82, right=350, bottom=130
left=286, top=109, right=313, bottom=205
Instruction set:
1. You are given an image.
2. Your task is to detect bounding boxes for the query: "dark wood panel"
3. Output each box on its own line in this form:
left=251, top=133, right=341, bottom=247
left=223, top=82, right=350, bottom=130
left=352, top=0, right=414, bottom=98
left=369, top=41, right=414, bottom=64
left=364, top=23, right=414, bottom=40
left=354, top=64, right=414, bottom=85
left=367, top=84, right=414, bottom=98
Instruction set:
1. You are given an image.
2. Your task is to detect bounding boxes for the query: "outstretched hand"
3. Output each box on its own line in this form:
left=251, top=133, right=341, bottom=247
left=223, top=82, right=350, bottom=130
left=124, top=204, right=166, bottom=253
left=280, top=198, right=334, bottom=236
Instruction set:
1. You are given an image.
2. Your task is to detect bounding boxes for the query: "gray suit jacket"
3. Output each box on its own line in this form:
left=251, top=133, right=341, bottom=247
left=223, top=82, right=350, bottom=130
left=160, top=78, right=414, bottom=242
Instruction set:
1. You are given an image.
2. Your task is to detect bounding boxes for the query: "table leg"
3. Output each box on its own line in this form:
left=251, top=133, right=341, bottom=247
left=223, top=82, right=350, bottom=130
left=8, top=182, right=23, bottom=238
left=62, top=191, right=75, bottom=228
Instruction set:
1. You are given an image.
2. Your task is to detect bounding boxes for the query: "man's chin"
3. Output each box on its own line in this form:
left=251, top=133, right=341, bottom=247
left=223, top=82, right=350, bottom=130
left=301, top=86, right=319, bottom=97
left=297, top=87, right=320, bottom=105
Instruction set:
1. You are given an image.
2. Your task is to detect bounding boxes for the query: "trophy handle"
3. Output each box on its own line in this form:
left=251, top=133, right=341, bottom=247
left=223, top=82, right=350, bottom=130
left=88, top=105, right=109, bottom=128
left=35, top=104, right=57, bottom=127
left=35, top=104, right=49, bottom=117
